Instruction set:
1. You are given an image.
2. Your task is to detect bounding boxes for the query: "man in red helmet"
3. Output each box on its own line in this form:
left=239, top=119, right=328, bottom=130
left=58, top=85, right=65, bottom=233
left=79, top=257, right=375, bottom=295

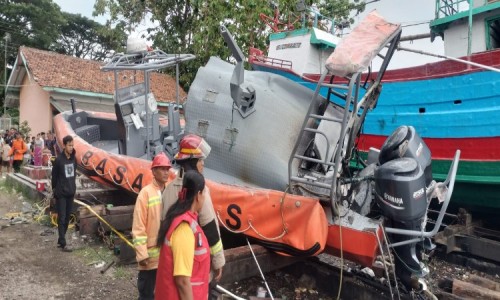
left=161, top=134, right=225, bottom=284
left=132, top=152, right=172, bottom=300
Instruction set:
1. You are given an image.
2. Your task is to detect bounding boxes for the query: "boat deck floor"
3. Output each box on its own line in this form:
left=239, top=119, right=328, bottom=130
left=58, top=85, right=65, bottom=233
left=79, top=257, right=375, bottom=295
left=89, top=139, right=149, bottom=160
left=91, top=140, right=120, bottom=154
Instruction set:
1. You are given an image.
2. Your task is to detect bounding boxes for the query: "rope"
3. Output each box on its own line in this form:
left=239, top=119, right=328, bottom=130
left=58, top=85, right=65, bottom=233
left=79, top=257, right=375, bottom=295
left=74, top=199, right=134, bottom=249
left=381, top=225, right=401, bottom=300
left=397, top=46, right=500, bottom=73
left=216, top=211, right=287, bottom=241
left=80, top=155, right=138, bottom=194
left=246, top=238, right=274, bottom=300
left=375, top=229, right=395, bottom=300
left=335, top=201, right=343, bottom=300
left=50, top=212, right=76, bottom=229
left=98, top=222, right=115, bottom=250
left=214, top=285, right=246, bottom=300
left=215, top=189, right=290, bottom=241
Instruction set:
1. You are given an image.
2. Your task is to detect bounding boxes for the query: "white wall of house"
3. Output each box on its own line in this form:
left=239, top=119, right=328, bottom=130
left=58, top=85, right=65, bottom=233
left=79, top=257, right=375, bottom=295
left=19, top=76, right=52, bottom=135
left=443, top=10, right=498, bottom=57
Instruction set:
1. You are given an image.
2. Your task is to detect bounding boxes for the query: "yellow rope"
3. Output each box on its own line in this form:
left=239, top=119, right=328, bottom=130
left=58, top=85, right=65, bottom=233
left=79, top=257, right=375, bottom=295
left=74, top=199, right=134, bottom=249
left=50, top=212, right=76, bottom=229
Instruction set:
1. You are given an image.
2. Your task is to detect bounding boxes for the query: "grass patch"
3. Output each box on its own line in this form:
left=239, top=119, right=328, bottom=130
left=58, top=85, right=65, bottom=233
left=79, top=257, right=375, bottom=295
left=113, top=265, right=133, bottom=279
left=0, top=176, right=33, bottom=203
left=19, top=184, right=33, bottom=202
left=74, top=244, right=134, bottom=280
left=0, top=178, right=15, bottom=194
left=74, top=244, right=114, bottom=265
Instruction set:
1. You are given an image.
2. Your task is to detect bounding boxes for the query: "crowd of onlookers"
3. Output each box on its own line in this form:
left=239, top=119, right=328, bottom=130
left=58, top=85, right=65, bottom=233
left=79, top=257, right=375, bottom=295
left=0, top=127, right=59, bottom=175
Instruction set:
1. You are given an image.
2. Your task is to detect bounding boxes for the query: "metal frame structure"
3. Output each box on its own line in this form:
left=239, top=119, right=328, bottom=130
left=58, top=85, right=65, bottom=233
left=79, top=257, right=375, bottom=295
left=101, top=50, right=195, bottom=159
left=288, top=28, right=402, bottom=220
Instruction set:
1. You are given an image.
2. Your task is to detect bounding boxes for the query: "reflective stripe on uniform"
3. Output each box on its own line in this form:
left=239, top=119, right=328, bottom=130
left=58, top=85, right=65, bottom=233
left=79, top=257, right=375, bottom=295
left=194, top=248, right=208, bottom=256
left=164, top=239, right=171, bottom=247
left=210, top=240, right=223, bottom=255
left=133, top=236, right=147, bottom=246
left=148, top=246, right=160, bottom=258
left=190, top=221, right=198, bottom=233
left=147, top=196, right=161, bottom=207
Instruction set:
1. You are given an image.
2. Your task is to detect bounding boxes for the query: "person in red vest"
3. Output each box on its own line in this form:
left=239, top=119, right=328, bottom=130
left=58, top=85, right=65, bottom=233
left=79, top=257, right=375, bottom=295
left=161, top=134, right=224, bottom=282
left=155, top=170, right=210, bottom=300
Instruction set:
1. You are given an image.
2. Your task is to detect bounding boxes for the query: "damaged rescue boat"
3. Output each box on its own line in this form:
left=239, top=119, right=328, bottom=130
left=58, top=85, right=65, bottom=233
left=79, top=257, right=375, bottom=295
left=53, top=11, right=460, bottom=292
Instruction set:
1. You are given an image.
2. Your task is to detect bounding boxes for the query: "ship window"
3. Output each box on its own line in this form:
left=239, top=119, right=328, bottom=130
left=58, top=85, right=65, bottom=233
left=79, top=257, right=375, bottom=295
left=486, top=16, right=500, bottom=50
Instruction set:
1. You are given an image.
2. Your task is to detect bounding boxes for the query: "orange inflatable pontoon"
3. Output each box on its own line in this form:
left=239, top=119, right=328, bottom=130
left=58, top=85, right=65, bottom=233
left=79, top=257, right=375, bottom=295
left=53, top=111, right=330, bottom=257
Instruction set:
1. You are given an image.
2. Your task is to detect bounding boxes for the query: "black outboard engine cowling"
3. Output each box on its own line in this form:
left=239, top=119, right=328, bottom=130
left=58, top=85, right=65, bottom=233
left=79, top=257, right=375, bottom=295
left=375, top=127, right=433, bottom=290
left=379, top=126, right=432, bottom=186
left=374, top=158, right=427, bottom=221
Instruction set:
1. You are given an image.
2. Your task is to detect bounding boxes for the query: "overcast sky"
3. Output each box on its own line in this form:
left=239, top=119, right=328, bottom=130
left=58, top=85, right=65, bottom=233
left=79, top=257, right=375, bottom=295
left=53, top=0, right=445, bottom=69
left=353, top=0, right=445, bottom=68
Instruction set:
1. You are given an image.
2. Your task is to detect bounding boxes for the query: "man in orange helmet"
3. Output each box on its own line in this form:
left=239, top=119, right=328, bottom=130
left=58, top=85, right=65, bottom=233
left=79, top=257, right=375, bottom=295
left=161, top=134, right=225, bottom=284
left=132, top=152, right=172, bottom=300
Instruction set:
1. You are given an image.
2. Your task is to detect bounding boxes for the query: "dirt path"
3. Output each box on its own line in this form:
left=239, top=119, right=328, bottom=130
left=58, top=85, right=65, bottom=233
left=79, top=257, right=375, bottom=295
left=1, top=177, right=498, bottom=300
left=0, top=183, right=138, bottom=300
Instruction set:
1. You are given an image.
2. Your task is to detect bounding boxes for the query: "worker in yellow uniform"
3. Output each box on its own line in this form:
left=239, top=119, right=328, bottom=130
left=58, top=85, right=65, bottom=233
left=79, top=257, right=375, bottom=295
left=132, top=152, right=172, bottom=300
left=161, top=134, right=225, bottom=283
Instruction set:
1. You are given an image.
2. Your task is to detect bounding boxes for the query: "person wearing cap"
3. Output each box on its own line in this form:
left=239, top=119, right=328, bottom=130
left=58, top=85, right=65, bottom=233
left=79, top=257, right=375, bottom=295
left=132, top=152, right=172, bottom=300
left=161, top=134, right=225, bottom=284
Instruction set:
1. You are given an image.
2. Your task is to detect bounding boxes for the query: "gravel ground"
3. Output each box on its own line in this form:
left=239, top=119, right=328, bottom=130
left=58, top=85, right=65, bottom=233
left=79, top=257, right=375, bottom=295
left=0, top=184, right=138, bottom=300
left=1, top=178, right=498, bottom=300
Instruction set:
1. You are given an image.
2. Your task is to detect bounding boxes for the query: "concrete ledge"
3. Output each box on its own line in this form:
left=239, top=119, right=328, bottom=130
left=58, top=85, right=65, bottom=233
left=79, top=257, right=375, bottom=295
left=5, top=173, right=46, bottom=201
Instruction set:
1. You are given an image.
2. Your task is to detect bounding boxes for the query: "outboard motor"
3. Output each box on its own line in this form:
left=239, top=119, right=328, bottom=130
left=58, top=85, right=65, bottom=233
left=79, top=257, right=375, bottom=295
left=375, top=126, right=433, bottom=290
left=379, top=125, right=432, bottom=186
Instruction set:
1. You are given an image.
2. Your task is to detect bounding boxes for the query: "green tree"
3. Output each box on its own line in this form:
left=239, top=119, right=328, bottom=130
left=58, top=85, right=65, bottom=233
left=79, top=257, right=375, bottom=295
left=317, top=0, right=365, bottom=28
left=54, top=12, right=127, bottom=61
left=94, top=0, right=365, bottom=89
left=0, top=0, right=66, bottom=64
left=1, top=0, right=128, bottom=118
left=18, top=120, right=31, bottom=138
left=1, top=0, right=66, bottom=116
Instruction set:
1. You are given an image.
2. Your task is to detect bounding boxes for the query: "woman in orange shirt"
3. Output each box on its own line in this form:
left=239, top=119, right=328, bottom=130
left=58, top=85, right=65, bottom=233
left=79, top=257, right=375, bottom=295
left=9, top=133, right=27, bottom=173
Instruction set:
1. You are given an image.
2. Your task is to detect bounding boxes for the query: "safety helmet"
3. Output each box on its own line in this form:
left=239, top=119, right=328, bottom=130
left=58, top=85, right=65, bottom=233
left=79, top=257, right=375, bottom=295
left=174, top=134, right=211, bottom=161
left=151, top=152, right=172, bottom=169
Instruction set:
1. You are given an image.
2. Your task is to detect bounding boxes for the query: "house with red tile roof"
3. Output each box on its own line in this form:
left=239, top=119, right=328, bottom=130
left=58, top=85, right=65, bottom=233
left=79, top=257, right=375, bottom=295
left=5, top=46, right=186, bottom=133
